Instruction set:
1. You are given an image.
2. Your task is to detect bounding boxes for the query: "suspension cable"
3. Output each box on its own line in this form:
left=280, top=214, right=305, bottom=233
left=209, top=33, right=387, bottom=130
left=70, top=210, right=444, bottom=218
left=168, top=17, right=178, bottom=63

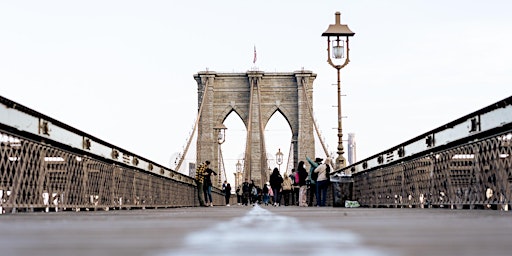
left=175, top=75, right=210, bottom=171
left=301, top=77, right=330, bottom=157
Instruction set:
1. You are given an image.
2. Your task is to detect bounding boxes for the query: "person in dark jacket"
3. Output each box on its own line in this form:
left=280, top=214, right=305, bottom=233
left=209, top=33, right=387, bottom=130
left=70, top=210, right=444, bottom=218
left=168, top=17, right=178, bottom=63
left=203, top=167, right=217, bottom=207
left=269, top=168, right=283, bottom=206
left=306, top=156, right=322, bottom=206
left=224, top=182, right=232, bottom=206
left=297, top=161, right=309, bottom=207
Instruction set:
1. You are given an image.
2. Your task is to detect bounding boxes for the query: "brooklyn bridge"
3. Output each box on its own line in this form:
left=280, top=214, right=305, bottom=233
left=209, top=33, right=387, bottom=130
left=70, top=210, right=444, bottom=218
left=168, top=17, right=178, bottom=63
left=1, top=2, right=512, bottom=256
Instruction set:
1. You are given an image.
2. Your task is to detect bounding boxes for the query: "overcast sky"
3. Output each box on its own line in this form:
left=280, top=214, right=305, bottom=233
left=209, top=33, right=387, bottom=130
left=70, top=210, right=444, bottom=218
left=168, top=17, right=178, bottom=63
left=1, top=1, right=511, bottom=187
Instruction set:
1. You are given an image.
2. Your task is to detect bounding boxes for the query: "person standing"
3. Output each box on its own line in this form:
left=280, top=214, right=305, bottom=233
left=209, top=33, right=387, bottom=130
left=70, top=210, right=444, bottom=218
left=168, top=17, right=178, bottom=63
left=203, top=167, right=217, bottom=207
left=314, top=158, right=332, bottom=207
left=262, top=183, right=270, bottom=206
left=222, top=180, right=227, bottom=193
left=236, top=185, right=242, bottom=205
left=269, top=168, right=283, bottom=206
left=194, top=160, right=210, bottom=207
left=282, top=174, right=292, bottom=206
left=224, top=182, right=232, bottom=206
left=241, top=179, right=250, bottom=206
left=306, top=156, right=322, bottom=206
left=297, top=161, right=308, bottom=207
left=289, top=169, right=299, bottom=206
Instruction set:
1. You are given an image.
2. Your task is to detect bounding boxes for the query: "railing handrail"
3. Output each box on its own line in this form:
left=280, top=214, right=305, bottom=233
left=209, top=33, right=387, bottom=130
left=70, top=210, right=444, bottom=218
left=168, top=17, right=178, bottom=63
left=338, top=95, right=512, bottom=175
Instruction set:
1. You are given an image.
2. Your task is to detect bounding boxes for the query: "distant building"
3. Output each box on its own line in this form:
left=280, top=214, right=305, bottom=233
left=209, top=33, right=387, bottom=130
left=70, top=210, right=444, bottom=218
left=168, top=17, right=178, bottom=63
left=188, top=162, right=196, bottom=177
left=347, top=133, right=356, bottom=165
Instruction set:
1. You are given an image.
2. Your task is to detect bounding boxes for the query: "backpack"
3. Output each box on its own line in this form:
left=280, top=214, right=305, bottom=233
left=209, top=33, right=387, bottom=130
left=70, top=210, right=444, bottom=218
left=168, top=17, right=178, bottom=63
left=311, top=168, right=319, bottom=181
left=326, top=164, right=331, bottom=181
left=242, top=182, right=250, bottom=193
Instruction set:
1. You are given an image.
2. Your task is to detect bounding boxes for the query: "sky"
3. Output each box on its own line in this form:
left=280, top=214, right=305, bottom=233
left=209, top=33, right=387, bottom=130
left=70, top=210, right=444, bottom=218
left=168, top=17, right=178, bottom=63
left=1, top=1, right=512, bottom=189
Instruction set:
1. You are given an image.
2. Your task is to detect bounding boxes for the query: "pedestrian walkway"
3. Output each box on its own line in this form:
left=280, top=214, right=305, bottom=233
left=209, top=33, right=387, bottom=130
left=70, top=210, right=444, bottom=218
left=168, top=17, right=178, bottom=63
left=1, top=205, right=511, bottom=256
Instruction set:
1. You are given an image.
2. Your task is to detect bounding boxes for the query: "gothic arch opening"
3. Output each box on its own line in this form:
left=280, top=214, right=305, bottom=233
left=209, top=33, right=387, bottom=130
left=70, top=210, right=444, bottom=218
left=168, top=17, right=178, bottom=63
left=264, top=109, right=293, bottom=178
left=222, top=110, right=247, bottom=192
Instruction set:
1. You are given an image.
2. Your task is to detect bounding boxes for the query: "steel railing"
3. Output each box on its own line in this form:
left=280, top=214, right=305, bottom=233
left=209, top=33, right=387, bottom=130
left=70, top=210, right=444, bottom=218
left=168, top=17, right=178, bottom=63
left=336, top=96, right=512, bottom=210
left=0, top=96, right=223, bottom=214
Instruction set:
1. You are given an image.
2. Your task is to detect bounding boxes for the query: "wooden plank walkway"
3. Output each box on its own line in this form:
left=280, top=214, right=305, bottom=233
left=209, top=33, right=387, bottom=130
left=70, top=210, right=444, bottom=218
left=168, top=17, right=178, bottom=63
left=1, top=205, right=511, bottom=256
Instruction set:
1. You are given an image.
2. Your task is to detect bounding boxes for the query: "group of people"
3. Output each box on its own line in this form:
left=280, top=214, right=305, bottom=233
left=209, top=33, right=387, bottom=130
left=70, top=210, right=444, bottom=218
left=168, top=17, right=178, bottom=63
left=194, top=161, right=216, bottom=207
left=194, top=160, right=233, bottom=207
left=235, top=168, right=295, bottom=207
left=230, top=156, right=333, bottom=207
left=194, top=156, right=333, bottom=207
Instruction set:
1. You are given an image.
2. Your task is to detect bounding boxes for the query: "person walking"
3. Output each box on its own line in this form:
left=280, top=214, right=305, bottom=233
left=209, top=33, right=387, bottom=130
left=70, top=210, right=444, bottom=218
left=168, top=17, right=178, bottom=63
left=282, top=174, right=292, bottom=206
left=203, top=166, right=217, bottom=207
left=297, top=161, right=309, bottom=207
left=269, top=168, right=283, bottom=206
left=224, top=182, right=232, bottom=206
left=306, top=156, right=322, bottom=206
left=241, top=179, right=250, bottom=206
left=314, top=158, right=332, bottom=207
left=194, top=160, right=210, bottom=207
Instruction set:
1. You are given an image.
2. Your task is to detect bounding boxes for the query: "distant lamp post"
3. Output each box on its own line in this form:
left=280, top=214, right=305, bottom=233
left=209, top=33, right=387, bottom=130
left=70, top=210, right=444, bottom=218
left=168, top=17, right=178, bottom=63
left=321, top=11, right=355, bottom=169
left=213, top=124, right=227, bottom=187
left=276, top=148, right=284, bottom=172
left=235, top=160, right=243, bottom=189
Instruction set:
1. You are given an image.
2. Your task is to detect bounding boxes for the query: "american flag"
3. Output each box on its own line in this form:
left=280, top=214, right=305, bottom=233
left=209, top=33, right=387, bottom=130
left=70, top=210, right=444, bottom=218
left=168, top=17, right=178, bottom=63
left=253, top=46, right=257, bottom=64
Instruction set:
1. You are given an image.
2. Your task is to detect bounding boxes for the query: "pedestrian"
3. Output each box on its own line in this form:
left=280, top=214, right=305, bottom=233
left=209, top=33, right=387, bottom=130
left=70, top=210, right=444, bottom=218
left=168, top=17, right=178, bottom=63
left=289, top=169, right=299, bottom=206
left=282, top=173, right=292, bottom=206
left=294, top=169, right=301, bottom=205
left=222, top=180, right=227, bottom=193
left=269, top=167, right=283, bottom=206
left=297, top=161, right=309, bottom=207
left=262, top=182, right=270, bottom=206
left=236, top=185, right=242, bottom=205
left=194, top=160, right=210, bottom=207
left=203, top=166, right=217, bottom=207
left=314, top=157, right=332, bottom=207
left=306, top=156, right=322, bottom=206
left=224, top=182, right=232, bottom=206
left=251, top=185, right=259, bottom=205
left=268, top=183, right=274, bottom=205
left=242, top=179, right=250, bottom=206
left=249, top=180, right=257, bottom=204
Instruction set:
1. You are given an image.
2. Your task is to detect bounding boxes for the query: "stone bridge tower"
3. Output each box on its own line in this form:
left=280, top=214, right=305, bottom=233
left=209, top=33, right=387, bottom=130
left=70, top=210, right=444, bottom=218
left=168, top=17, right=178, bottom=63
left=194, top=70, right=317, bottom=187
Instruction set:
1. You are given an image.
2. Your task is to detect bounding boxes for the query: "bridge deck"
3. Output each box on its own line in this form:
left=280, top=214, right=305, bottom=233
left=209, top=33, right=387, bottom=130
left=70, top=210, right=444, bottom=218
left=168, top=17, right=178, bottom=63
left=1, top=206, right=511, bottom=256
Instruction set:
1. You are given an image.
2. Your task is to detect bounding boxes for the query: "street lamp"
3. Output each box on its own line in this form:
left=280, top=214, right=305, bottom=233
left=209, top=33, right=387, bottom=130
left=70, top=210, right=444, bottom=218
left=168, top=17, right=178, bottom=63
left=321, top=11, right=355, bottom=169
left=235, top=160, right=242, bottom=189
left=213, top=124, right=227, bottom=187
left=275, top=148, right=283, bottom=172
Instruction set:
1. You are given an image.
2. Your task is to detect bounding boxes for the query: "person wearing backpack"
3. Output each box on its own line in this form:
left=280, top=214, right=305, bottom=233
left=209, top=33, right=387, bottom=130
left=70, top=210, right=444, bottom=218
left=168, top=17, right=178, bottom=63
left=306, top=156, right=322, bottom=206
left=281, top=174, right=293, bottom=206
left=314, top=157, right=333, bottom=207
left=241, top=179, right=250, bottom=206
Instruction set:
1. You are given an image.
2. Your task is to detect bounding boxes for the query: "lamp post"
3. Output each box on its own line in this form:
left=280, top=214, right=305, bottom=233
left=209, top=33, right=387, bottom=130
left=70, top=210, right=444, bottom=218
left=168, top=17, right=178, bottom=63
left=235, top=160, right=242, bottom=189
left=275, top=148, right=284, bottom=172
left=321, top=11, right=355, bottom=169
left=213, top=124, right=227, bottom=188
